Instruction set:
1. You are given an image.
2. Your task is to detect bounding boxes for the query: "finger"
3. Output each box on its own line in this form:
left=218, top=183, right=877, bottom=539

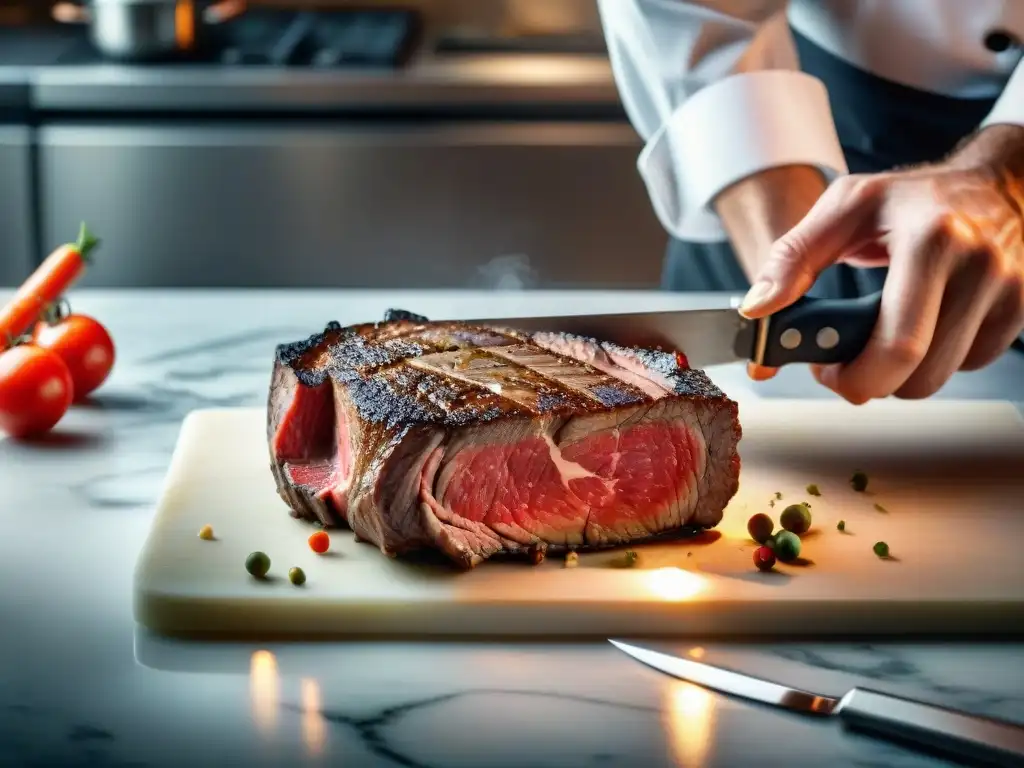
left=826, top=219, right=954, bottom=404
left=960, top=284, right=1024, bottom=371
left=740, top=174, right=887, bottom=318
left=839, top=239, right=891, bottom=268
left=895, top=257, right=1002, bottom=399
left=746, top=362, right=778, bottom=381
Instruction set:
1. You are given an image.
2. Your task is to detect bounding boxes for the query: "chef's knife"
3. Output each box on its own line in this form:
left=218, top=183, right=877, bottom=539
left=609, top=640, right=1024, bottom=768
left=463, top=291, right=882, bottom=369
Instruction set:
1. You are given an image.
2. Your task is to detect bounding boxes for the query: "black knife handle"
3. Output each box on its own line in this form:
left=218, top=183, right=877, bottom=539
left=758, top=291, right=882, bottom=368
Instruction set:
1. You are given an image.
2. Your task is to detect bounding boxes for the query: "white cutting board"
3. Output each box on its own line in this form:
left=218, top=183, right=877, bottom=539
left=134, top=400, right=1024, bottom=639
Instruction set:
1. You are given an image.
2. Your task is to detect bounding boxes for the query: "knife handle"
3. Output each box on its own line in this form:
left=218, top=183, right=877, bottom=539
left=758, top=291, right=882, bottom=368
left=837, top=687, right=1024, bottom=768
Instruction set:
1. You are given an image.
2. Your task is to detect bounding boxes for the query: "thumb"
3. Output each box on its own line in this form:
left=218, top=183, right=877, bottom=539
left=739, top=174, right=885, bottom=318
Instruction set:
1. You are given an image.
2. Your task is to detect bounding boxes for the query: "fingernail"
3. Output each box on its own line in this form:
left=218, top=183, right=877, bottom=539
left=739, top=279, right=776, bottom=316
left=816, top=364, right=839, bottom=390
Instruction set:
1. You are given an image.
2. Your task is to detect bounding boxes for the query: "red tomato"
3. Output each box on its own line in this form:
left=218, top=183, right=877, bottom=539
left=0, top=345, right=75, bottom=438
left=33, top=313, right=115, bottom=400
left=308, top=530, right=331, bottom=554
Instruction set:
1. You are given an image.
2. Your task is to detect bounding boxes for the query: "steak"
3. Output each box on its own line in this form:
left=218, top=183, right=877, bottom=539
left=268, top=309, right=741, bottom=569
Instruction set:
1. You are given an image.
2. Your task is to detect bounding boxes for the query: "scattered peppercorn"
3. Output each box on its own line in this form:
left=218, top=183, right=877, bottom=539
left=773, top=531, right=801, bottom=563
left=308, top=530, right=330, bottom=554
left=245, top=551, right=271, bottom=579
left=873, top=502, right=888, bottom=513
left=198, top=524, right=214, bottom=541
left=753, top=545, right=776, bottom=572
left=836, top=520, right=846, bottom=532
left=614, top=548, right=638, bottom=569
left=288, top=566, right=306, bottom=586
left=806, top=484, right=821, bottom=497
left=850, top=470, right=869, bottom=492
left=747, top=512, right=775, bottom=544
left=565, top=551, right=579, bottom=568
left=873, top=541, right=890, bottom=558
left=780, top=503, right=812, bottom=536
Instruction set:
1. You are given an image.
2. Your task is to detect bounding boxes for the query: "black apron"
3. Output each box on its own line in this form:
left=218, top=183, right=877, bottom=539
left=662, top=29, right=1000, bottom=301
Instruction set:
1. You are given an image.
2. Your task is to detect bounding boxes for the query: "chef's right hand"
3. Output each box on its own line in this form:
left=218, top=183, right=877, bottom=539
left=738, top=142, right=1024, bottom=404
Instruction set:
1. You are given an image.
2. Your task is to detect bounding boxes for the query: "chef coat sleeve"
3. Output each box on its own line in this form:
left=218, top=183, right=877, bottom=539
left=982, top=60, right=1024, bottom=129
left=596, top=0, right=848, bottom=242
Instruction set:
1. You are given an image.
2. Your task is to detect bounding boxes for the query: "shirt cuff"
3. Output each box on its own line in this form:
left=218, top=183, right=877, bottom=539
left=638, top=70, right=849, bottom=243
left=981, top=62, right=1024, bottom=129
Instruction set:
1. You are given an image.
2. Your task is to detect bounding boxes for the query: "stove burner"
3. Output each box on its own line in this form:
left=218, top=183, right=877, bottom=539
left=216, top=9, right=420, bottom=68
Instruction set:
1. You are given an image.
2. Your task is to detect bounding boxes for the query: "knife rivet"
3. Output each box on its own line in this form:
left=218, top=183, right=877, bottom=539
left=779, top=328, right=802, bottom=350
left=816, top=327, right=840, bottom=350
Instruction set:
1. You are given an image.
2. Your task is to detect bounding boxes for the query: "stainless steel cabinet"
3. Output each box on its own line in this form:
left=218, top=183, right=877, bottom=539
left=0, top=125, right=34, bottom=287
left=38, top=122, right=665, bottom=289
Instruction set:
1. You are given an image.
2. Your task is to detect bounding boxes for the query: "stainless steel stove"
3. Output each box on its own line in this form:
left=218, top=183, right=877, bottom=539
left=0, top=2, right=666, bottom=292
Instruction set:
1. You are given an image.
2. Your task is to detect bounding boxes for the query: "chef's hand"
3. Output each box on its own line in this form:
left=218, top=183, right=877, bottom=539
left=738, top=130, right=1024, bottom=404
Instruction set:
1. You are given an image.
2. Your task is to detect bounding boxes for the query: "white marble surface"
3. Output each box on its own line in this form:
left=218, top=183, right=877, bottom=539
left=0, top=289, right=1022, bottom=768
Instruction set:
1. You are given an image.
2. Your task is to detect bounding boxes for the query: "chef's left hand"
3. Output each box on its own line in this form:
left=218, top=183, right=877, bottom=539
left=738, top=143, right=1024, bottom=404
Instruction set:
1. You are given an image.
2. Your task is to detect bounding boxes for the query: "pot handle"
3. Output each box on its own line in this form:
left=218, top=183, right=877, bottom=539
left=51, top=0, right=246, bottom=26
left=203, top=0, right=246, bottom=24
left=52, top=1, right=89, bottom=24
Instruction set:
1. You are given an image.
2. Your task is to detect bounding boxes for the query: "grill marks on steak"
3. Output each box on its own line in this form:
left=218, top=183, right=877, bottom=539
left=268, top=310, right=741, bottom=568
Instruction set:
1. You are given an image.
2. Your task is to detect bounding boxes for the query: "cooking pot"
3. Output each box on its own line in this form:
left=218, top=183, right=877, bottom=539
left=52, top=0, right=246, bottom=61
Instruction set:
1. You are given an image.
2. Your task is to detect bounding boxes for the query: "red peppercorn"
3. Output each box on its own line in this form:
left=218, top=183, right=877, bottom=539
left=308, top=530, right=330, bottom=554
left=747, top=513, right=774, bottom=544
left=674, top=350, right=690, bottom=369
left=753, top=545, right=776, bottom=572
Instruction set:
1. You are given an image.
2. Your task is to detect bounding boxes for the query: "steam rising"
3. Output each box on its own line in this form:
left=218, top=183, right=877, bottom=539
left=472, top=254, right=538, bottom=290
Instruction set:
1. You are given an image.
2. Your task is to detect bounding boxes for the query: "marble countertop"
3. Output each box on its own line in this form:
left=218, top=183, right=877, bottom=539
left=1, top=289, right=1021, bottom=768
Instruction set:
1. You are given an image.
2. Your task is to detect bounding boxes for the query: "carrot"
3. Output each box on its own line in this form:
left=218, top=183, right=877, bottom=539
left=1, top=223, right=99, bottom=349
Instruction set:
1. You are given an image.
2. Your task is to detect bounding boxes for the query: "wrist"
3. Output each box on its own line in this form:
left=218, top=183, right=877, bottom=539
left=946, top=124, right=1024, bottom=178
left=713, top=164, right=828, bottom=280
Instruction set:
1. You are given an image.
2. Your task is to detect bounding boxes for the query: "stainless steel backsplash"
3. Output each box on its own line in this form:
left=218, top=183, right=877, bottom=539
left=251, top=0, right=603, bottom=37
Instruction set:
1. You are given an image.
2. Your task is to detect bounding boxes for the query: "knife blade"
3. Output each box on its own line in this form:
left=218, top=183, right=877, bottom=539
left=609, top=640, right=1024, bottom=768
left=461, top=291, right=883, bottom=370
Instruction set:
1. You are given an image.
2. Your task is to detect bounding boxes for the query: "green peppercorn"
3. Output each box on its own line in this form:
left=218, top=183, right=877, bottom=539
left=610, top=550, right=641, bottom=568
left=836, top=520, right=846, bottom=532
left=780, top=503, right=812, bottom=536
left=806, top=484, right=821, bottom=497
left=873, top=541, right=890, bottom=558
left=288, top=566, right=306, bottom=586
left=772, top=531, right=801, bottom=562
left=850, top=470, right=869, bottom=492
left=747, top=513, right=774, bottom=544
left=245, top=551, right=271, bottom=579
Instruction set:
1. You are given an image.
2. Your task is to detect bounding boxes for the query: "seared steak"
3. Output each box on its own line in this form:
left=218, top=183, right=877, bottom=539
left=268, top=309, right=741, bottom=568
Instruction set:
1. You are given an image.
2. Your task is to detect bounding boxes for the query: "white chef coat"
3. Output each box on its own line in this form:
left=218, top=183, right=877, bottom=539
left=597, top=0, right=1024, bottom=242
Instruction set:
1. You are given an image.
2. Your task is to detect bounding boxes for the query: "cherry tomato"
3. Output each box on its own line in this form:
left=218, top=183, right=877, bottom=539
left=308, top=530, right=331, bottom=554
left=33, top=313, right=115, bottom=400
left=0, top=344, right=74, bottom=438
